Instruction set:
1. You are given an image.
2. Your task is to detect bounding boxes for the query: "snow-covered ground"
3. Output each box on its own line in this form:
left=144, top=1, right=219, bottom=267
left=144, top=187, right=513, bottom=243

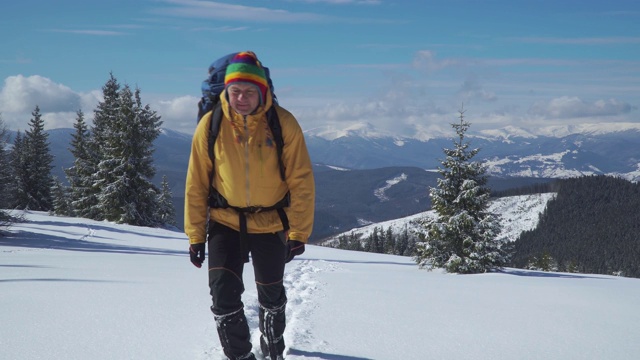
left=2, top=209, right=640, bottom=360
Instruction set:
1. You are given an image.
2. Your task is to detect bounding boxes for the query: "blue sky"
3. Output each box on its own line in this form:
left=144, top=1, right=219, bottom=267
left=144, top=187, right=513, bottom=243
left=1, top=0, right=639, bottom=138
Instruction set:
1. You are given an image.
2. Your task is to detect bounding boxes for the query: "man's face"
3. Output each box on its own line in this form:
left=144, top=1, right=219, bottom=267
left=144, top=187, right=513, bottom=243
left=227, top=83, right=260, bottom=116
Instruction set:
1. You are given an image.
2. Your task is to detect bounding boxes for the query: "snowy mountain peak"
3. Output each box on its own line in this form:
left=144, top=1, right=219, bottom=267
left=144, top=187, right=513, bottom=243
left=478, top=126, right=538, bottom=140
left=306, top=121, right=640, bottom=142
left=159, top=127, right=193, bottom=141
left=305, top=122, right=399, bottom=141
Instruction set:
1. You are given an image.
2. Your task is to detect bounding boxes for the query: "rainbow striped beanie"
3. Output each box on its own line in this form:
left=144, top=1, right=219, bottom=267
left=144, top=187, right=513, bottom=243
left=224, top=51, right=268, bottom=104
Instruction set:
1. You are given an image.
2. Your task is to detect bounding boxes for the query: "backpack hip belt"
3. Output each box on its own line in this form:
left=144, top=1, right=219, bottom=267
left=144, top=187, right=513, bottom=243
left=209, top=189, right=290, bottom=263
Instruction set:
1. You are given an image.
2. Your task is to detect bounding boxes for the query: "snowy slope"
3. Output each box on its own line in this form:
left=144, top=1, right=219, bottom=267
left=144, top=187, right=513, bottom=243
left=1, top=209, right=640, bottom=360
left=324, top=193, right=556, bottom=245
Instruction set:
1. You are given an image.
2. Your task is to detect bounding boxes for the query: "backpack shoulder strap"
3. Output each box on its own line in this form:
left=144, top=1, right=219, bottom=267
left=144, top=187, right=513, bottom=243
left=207, top=102, right=223, bottom=188
left=267, top=106, right=286, bottom=181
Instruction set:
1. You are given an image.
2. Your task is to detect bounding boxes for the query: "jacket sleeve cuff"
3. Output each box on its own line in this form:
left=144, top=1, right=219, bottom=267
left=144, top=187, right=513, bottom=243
left=189, top=237, right=206, bottom=245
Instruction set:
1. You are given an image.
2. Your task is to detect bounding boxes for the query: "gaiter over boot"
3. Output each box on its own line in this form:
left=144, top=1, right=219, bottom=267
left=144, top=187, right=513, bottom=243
left=212, top=307, right=254, bottom=360
left=259, top=302, right=286, bottom=359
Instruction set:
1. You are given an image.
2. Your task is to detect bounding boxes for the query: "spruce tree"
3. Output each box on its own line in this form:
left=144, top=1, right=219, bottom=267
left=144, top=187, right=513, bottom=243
left=10, top=131, right=28, bottom=208
left=157, top=175, right=177, bottom=227
left=51, top=176, right=73, bottom=216
left=414, top=108, right=509, bottom=273
left=365, top=227, right=383, bottom=253
left=336, top=234, right=348, bottom=250
left=84, top=74, right=121, bottom=220
left=0, top=115, right=14, bottom=229
left=13, top=106, right=54, bottom=211
left=526, top=252, right=558, bottom=272
left=342, top=233, right=363, bottom=252
left=383, top=227, right=395, bottom=254
left=94, top=83, right=162, bottom=226
left=28, top=106, right=55, bottom=211
left=350, top=233, right=364, bottom=251
left=65, top=110, right=95, bottom=217
left=129, top=86, right=163, bottom=225
left=0, top=115, right=11, bottom=209
left=396, top=226, right=410, bottom=256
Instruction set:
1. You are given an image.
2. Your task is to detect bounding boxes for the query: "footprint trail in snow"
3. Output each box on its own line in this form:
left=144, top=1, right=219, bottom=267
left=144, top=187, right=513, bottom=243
left=200, top=258, right=336, bottom=360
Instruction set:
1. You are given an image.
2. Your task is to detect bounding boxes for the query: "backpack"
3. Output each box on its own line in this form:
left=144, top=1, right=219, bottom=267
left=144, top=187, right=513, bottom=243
left=197, top=53, right=290, bottom=248
left=197, top=52, right=278, bottom=121
left=197, top=52, right=285, bottom=182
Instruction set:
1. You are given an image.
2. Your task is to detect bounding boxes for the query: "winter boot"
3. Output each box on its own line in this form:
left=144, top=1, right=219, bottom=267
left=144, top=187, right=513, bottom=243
left=260, top=336, right=285, bottom=360
left=212, top=307, right=255, bottom=360
left=259, top=302, right=286, bottom=360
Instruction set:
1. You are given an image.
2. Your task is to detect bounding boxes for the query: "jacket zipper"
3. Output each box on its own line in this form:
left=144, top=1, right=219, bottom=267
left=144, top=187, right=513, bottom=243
left=243, top=115, right=250, bottom=207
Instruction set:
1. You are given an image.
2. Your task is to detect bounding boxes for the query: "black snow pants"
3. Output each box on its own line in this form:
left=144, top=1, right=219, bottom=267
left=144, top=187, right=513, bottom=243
left=207, top=222, right=287, bottom=360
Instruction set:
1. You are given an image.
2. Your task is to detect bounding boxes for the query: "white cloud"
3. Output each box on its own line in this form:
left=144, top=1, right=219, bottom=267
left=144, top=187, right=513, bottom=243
left=80, top=90, right=102, bottom=114
left=512, top=36, right=640, bottom=45
left=0, top=75, right=102, bottom=130
left=287, top=90, right=453, bottom=139
left=412, top=50, right=461, bottom=73
left=528, top=96, right=634, bottom=119
left=153, top=0, right=328, bottom=23
left=41, top=111, right=83, bottom=129
left=153, top=95, right=200, bottom=134
left=0, top=75, right=81, bottom=113
left=286, top=0, right=381, bottom=4
left=47, top=29, right=126, bottom=36
left=190, top=26, right=249, bottom=32
left=0, top=73, right=200, bottom=134
left=457, top=76, right=498, bottom=103
left=1, top=57, right=636, bottom=141
left=0, top=74, right=200, bottom=133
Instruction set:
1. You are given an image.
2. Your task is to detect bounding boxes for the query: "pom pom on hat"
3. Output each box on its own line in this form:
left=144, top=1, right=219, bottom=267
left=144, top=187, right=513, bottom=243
left=224, top=51, right=268, bottom=104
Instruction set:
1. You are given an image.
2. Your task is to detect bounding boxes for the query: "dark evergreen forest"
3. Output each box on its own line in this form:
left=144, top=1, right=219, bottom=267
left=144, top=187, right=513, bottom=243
left=511, top=175, right=640, bottom=278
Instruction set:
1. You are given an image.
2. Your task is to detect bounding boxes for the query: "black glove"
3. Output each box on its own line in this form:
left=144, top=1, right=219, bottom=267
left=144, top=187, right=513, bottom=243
left=189, top=243, right=206, bottom=268
left=285, top=240, right=305, bottom=263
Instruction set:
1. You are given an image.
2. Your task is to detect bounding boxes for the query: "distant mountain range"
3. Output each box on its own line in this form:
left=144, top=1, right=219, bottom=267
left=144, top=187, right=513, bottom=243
left=304, top=122, right=640, bottom=181
left=13, top=121, right=640, bottom=241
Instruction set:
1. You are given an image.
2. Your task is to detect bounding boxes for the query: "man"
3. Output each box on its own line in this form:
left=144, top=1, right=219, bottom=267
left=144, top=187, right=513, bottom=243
left=185, top=51, right=315, bottom=360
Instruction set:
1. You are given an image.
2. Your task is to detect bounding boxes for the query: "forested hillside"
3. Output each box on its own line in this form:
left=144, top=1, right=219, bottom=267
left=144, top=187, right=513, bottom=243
left=511, top=175, right=640, bottom=277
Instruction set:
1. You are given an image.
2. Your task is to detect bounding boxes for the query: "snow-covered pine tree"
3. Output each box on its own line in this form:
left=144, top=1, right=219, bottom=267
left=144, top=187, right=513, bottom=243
left=9, top=131, right=28, bottom=208
left=335, top=232, right=363, bottom=252
left=83, top=74, right=121, bottom=220
left=366, top=227, right=384, bottom=254
left=13, top=106, right=54, bottom=211
left=157, top=175, right=177, bottom=227
left=0, top=115, right=12, bottom=209
left=0, top=115, right=14, bottom=228
left=395, top=226, right=410, bottom=256
left=130, top=86, right=163, bottom=225
left=414, top=107, right=509, bottom=274
left=51, top=176, right=73, bottom=216
left=65, top=110, right=94, bottom=217
left=526, top=252, right=558, bottom=272
left=383, top=227, right=395, bottom=254
left=363, top=229, right=373, bottom=252
left=95, top=84, right=162, bottom=226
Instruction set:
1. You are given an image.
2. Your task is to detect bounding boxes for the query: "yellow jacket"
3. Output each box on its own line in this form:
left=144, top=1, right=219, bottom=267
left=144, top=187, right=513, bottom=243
left=184, top=90, right=315, bottom=245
